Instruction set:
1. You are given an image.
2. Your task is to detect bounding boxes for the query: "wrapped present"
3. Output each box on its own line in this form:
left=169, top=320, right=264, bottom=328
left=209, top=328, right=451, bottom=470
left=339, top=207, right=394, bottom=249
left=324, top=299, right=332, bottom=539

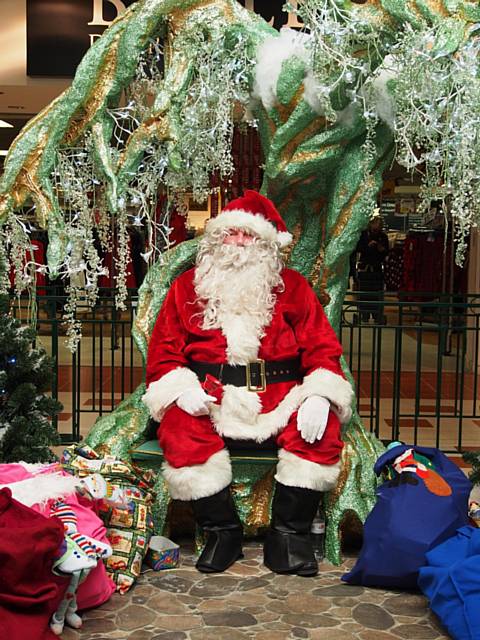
left=61, top=445, right=155, bottom=593
left=145, top=536, right=179, bottom=571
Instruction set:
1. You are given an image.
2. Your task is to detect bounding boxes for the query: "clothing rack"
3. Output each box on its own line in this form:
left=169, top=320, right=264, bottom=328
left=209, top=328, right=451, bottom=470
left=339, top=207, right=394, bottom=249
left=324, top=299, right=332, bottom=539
left=408, top=227, right=443, bottom=235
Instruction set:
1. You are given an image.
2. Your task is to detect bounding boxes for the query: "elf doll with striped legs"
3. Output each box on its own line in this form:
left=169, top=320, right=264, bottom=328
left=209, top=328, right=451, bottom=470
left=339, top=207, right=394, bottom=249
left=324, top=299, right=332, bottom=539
left=48, top=475, right=114, bottom=634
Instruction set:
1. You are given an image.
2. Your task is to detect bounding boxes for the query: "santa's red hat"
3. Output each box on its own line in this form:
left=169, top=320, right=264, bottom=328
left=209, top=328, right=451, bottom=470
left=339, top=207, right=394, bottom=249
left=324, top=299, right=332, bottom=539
left=205, top=190, right=293, bottom=248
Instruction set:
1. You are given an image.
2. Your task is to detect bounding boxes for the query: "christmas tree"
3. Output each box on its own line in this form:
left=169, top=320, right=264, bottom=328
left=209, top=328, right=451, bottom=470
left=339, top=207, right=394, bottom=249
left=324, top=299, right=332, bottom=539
left=0, top=294, right=62, bottom=462
left=462, top=451, right=480, bottom=487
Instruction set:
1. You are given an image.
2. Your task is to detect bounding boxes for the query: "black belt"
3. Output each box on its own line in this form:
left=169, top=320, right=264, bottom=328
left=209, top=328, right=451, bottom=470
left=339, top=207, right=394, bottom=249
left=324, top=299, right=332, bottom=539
left=188, top=357, right=301, bottom=392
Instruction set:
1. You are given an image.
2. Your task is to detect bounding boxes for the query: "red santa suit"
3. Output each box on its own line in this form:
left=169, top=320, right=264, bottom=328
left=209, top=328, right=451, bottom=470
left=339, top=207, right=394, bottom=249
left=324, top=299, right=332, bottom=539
left=142, top=192, right=354, bottom=502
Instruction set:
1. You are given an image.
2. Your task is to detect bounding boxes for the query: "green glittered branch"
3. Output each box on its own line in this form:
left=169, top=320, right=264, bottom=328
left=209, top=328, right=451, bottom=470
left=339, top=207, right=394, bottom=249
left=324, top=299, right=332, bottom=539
left=0, top=0, right=268, bottom=294
left=322, top=122, right=395, bottom=329
left=377, top=0, right=480, bottom=27
left=115, top=48, right=193, bottom=194
left=0, top=4, right=139, bottom=224
left=91, top=119, right=118, bottom=213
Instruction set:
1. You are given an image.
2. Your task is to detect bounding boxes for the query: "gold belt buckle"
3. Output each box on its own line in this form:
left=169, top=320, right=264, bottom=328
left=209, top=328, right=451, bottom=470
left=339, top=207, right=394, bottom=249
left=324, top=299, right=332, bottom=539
left=246, top=359, right=266, bottom=393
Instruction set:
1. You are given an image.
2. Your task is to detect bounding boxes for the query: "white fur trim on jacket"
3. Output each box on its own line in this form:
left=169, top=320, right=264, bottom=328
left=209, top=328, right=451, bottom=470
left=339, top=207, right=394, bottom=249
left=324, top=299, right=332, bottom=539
left=205, top=210, right=292, bottom=248
left=162, top=449, right=232, bottom=501
left=209, top=367, right=354, bottom=442
left=142, top=367, right=202, bottom=421
left=275, top=449, right=341, bottom=492
left=301, top=368, right=354, bottom=424
left=0, top=472, right=81, bottom=508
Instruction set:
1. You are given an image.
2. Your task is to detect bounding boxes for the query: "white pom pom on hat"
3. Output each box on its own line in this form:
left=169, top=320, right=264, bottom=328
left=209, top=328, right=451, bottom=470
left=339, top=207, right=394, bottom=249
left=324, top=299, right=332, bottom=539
left=205, top=190, right=293, bottom=248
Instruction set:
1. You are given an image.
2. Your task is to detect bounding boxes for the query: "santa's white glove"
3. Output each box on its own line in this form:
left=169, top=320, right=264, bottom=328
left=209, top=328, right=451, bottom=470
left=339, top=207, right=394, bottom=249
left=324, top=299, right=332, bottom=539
left=176, top=387, right=217, bottom=416
left=297, top=395, right=331, bottom=444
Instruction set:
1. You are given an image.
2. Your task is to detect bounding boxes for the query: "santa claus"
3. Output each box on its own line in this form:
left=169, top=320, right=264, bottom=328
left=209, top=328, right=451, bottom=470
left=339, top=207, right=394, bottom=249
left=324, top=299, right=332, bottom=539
left=142, top=190, right=354, bottom=576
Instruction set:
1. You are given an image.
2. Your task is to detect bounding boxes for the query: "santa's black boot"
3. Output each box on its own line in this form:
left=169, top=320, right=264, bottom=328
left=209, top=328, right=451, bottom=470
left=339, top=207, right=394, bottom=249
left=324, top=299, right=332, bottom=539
left=263, top=482, right=321, bottom=577
left=191, top=486, right=243, bottom=573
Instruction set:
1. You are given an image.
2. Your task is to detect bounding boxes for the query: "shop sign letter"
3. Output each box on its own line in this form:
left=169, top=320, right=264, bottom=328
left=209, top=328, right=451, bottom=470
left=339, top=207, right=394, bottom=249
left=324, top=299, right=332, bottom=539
left=88, top=0, right=127, bottom=26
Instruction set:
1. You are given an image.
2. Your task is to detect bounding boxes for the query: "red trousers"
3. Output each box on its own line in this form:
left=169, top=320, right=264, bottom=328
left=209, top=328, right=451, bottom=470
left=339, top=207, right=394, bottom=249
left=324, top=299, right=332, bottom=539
left=158, top=405, right=343, bottom=468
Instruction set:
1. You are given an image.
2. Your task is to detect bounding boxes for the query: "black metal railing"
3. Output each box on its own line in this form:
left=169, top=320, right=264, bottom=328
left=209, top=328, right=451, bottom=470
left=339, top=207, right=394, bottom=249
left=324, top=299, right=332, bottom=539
left=10, top=288, right=480, bottom=453
left=11, top=288, right=140, bottom=442
left=341, top=292, right=480, bottom=453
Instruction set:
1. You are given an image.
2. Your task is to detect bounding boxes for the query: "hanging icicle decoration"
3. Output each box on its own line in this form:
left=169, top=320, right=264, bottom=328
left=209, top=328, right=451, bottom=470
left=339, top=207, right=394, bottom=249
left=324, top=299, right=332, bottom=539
left=391, top=24, right=480, bottom=265
left=163, top=20, right=256, bottom=203
left=51, top=137, right=106, bottom=349
left=288, top=0, right=480, bottom=265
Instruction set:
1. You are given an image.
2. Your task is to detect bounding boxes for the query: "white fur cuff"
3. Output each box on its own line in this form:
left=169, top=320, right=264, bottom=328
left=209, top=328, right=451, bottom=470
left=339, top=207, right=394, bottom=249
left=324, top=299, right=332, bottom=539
left=162, top=449, right=232, bottom=501
left=275, top=449, right=341, bottom=492
left=142, top=367, right=202, bottom=420
left=302, top=368, right=354, bottom=424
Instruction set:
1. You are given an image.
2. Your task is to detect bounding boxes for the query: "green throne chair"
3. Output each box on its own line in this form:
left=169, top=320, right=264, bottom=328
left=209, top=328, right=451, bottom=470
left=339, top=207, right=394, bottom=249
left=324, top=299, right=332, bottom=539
left=85, top=237, right=384, bottom=564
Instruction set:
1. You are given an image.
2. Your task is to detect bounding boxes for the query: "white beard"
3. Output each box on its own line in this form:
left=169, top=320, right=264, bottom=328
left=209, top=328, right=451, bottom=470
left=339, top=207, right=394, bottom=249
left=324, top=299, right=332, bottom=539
left=194, top=233, right=284, bottom=365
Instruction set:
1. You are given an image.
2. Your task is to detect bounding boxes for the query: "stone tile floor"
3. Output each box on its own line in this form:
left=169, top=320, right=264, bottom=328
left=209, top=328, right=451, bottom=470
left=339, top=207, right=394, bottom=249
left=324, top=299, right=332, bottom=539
left=62, top=541, right=450, bottom=640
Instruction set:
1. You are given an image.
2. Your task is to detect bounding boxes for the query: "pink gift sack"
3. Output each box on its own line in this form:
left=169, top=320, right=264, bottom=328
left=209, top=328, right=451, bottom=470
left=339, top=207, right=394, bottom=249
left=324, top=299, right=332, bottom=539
left=0, top=463, right=115, bottom=610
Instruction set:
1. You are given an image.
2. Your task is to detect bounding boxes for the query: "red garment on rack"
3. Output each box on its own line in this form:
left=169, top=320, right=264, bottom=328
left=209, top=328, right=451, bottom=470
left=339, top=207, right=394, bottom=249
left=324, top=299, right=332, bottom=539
left=402, top=235, right=417, bottom=295
left=169, top=209, right=187, bottom=246
left=384, top=246, right=404, bottom=291
left=401, top=233, right=444, bottom=300
left=0, top=488, right=68, bottom=640
left=226, top=127, right=263, bottom=202
left=416, top=235, right=444, bottom=295
left=155, top=196, right=188, bottom=246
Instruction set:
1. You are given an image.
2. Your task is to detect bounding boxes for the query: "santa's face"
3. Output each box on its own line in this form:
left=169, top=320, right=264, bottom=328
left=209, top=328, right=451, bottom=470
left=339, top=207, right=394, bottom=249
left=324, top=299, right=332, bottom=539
left=194, top=225, right=284, bottom=363
left=223, top=229, right=256, bottom=246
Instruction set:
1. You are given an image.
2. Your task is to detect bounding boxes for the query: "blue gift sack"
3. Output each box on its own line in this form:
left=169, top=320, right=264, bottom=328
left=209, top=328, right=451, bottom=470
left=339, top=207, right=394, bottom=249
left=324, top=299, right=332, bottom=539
left=342, top=444, right=472, bottom=589
left=418, top=526, right=480, bottom=640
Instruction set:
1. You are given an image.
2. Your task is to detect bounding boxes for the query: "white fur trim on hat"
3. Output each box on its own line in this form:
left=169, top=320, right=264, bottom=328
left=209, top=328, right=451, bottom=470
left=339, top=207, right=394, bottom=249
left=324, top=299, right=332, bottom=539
left=162, top=449, right=232, bottom=501
left=276, top=231, right=293, bottom=248
left=275, top=449, right=341, bottom=491
left=142, top=367, right=202, bottom=421
left=206, top=209, right=292, bottom=247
